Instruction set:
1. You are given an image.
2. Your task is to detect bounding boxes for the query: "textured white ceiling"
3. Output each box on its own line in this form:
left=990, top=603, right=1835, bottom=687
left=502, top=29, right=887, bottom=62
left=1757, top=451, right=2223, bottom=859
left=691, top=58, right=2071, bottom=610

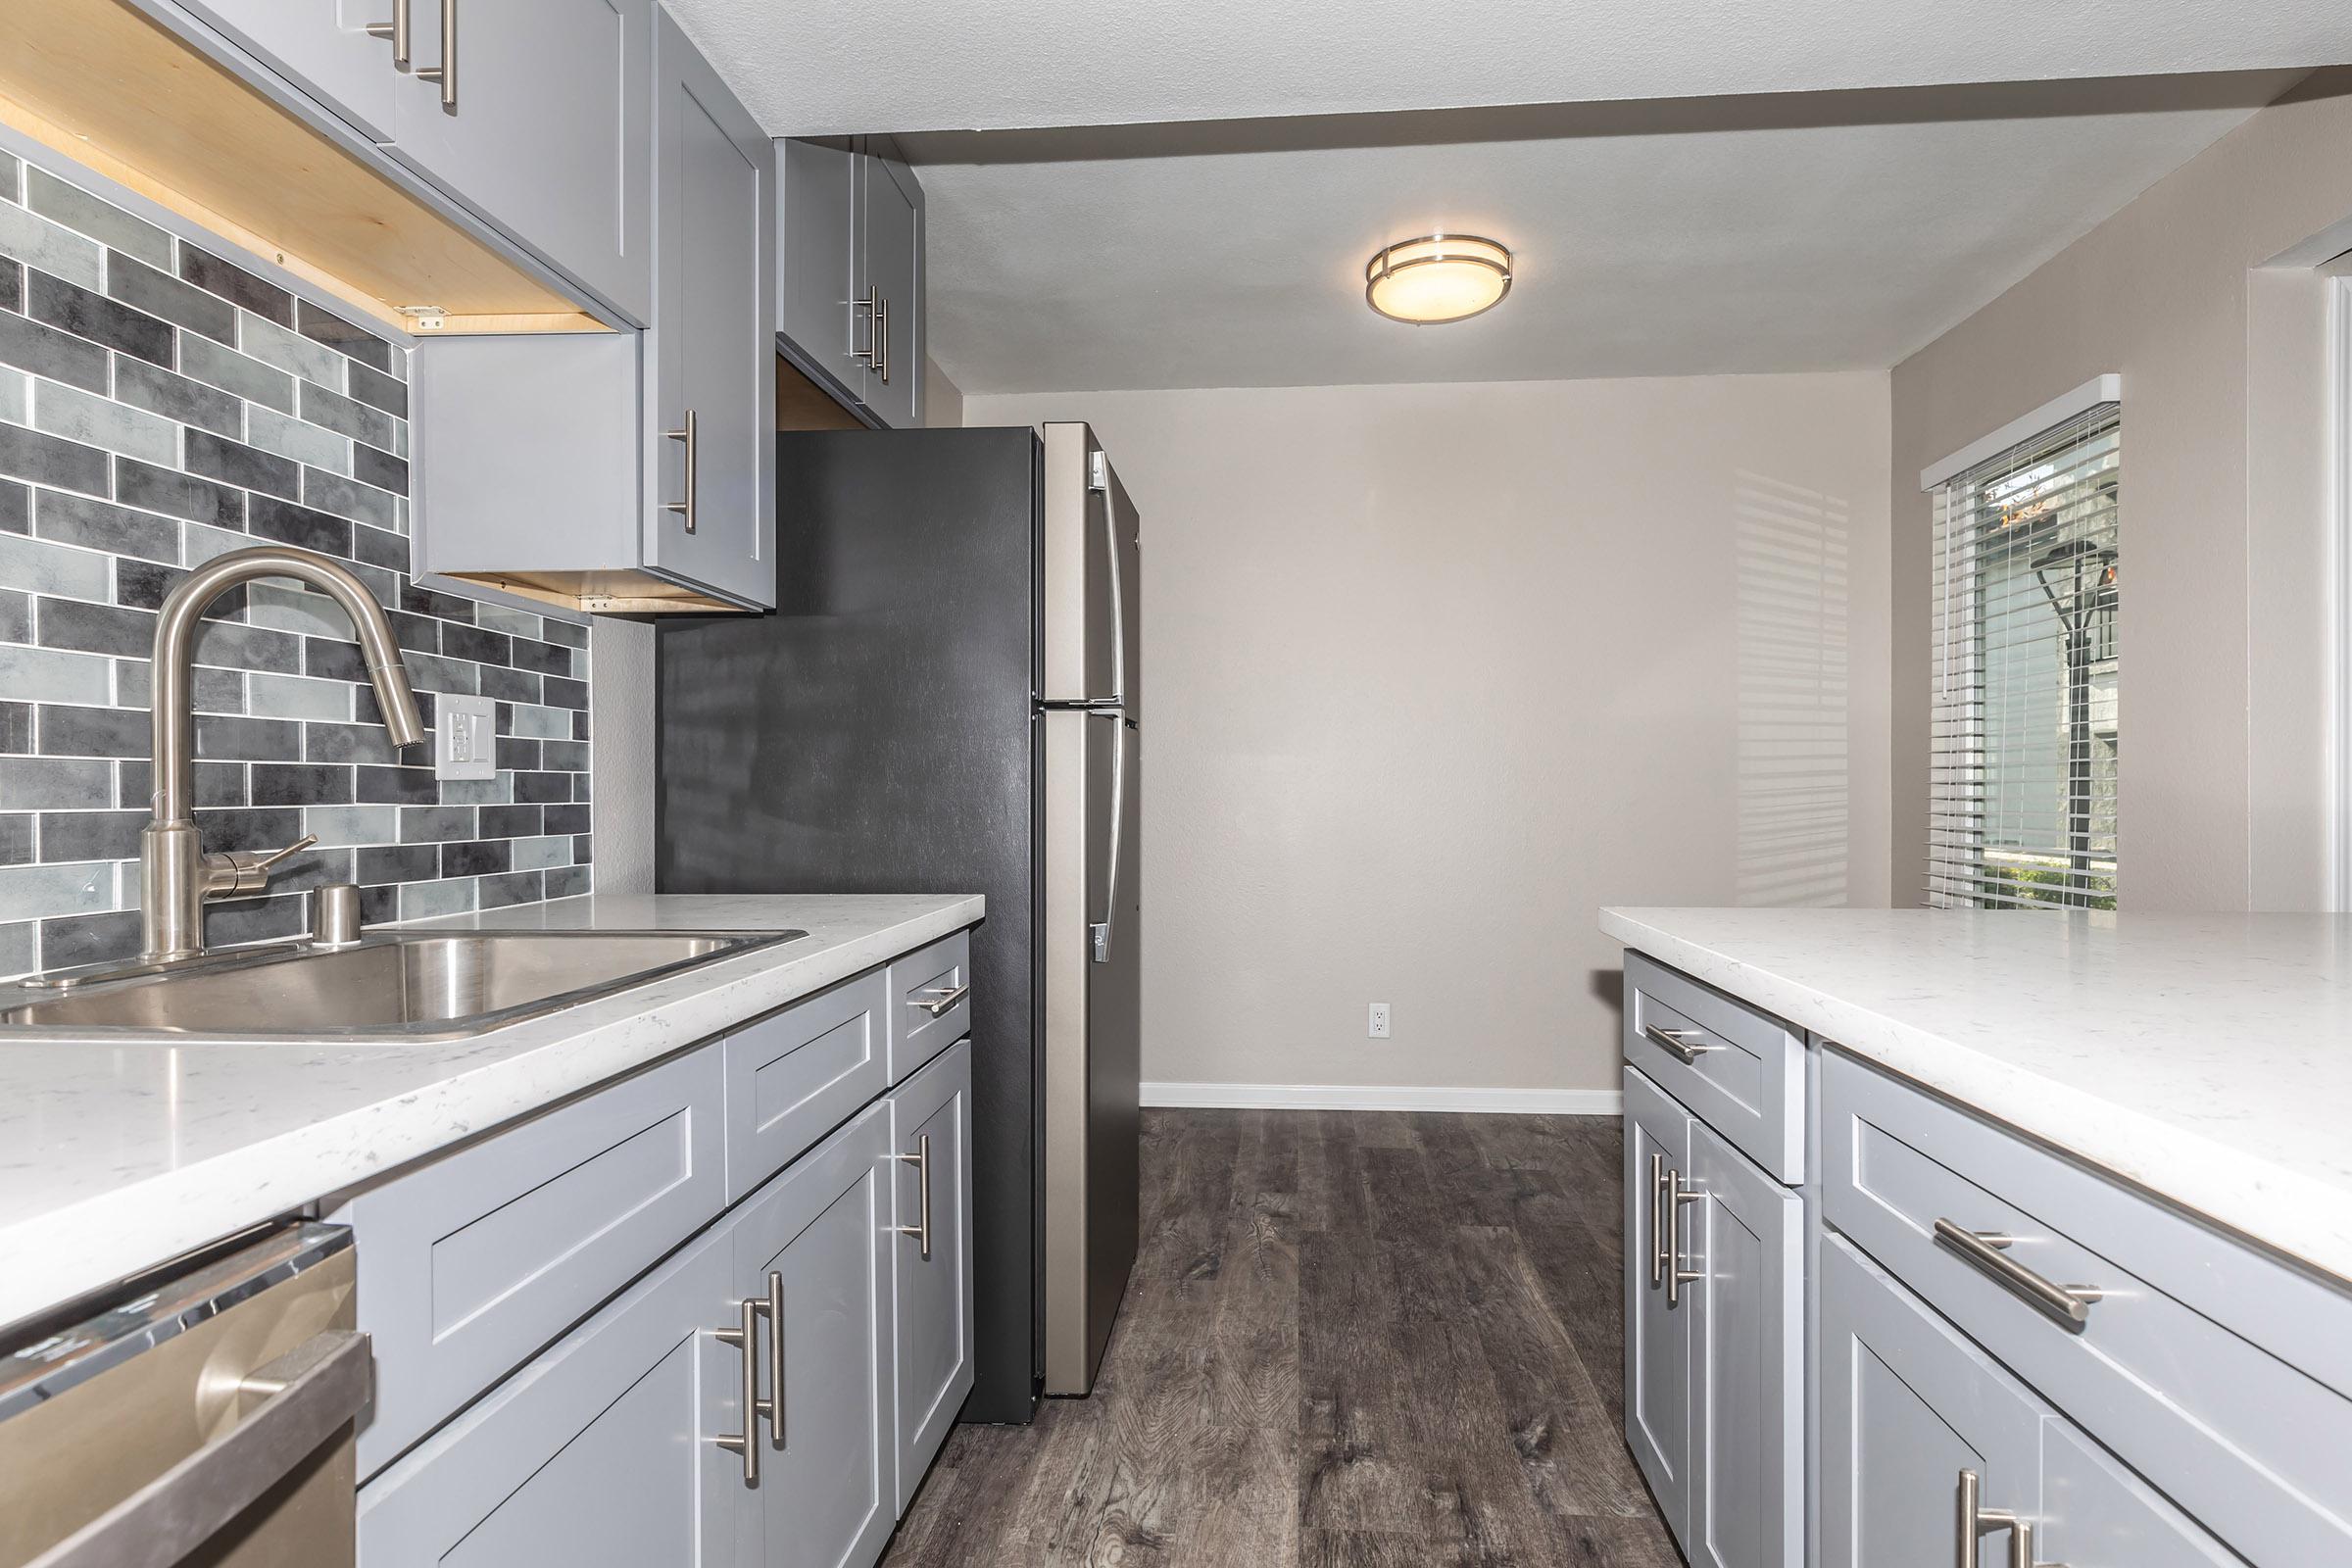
left=906, top=75, right=2304, bottom=393
left=660, top=0, right=2349, bottom=136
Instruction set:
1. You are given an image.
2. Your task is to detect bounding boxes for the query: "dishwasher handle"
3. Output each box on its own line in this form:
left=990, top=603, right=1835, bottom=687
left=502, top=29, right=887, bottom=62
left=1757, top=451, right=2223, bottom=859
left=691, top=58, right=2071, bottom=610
left=26, top=1328, right=370, bottom=1568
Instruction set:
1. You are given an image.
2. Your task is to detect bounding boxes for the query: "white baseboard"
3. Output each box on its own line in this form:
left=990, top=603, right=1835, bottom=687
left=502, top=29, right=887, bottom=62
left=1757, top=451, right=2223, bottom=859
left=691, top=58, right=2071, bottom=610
left=1139, top=1082, right=1622, bottom=1116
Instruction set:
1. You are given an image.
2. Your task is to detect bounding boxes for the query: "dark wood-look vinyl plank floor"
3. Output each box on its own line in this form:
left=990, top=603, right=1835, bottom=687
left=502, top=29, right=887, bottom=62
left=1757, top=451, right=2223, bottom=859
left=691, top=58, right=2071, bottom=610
left=880, top=1108, right=1678, bottom=1568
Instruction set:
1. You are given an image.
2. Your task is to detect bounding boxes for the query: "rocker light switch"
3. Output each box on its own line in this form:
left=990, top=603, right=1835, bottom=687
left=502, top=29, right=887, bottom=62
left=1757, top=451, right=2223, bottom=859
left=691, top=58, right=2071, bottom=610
left=435, top=693, right=497, bottom=781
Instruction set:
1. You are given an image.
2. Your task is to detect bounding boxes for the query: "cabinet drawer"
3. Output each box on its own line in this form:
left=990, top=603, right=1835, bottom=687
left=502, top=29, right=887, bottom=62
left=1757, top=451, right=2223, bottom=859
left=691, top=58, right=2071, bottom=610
left=346, top=1046, right=725, bottom=1477
left=723, top=969, right=890, bottom=1200
left=1822, top=1051, right=2352, bottom=1566
left=1623, top=952, right=1804, bottom=1182
left=887, top=929, right=971, bottom=1084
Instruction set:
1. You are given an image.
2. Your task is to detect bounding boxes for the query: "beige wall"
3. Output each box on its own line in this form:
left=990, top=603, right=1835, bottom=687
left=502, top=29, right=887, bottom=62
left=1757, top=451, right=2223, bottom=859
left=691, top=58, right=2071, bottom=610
left=924, top=356, right=965, bottom=428
left=1890, top=73, right=2352, bottom=911
left=969, top=374, right=1891, bottom=1096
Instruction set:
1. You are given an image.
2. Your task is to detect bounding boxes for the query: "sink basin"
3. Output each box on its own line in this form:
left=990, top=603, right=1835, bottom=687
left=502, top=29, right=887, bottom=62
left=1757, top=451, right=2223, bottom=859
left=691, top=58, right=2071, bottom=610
left=0, top=929, right=807, bottom=1040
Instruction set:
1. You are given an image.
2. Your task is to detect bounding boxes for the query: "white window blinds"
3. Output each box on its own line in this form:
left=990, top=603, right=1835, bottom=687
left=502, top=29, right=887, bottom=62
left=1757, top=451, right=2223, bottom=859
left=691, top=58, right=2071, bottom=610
left=1928, top=401, right=2120, bottom=909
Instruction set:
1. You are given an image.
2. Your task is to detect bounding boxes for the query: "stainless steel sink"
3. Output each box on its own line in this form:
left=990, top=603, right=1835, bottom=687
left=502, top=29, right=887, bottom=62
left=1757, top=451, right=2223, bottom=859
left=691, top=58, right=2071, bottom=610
left=0, top=929, right=808, bottom=1040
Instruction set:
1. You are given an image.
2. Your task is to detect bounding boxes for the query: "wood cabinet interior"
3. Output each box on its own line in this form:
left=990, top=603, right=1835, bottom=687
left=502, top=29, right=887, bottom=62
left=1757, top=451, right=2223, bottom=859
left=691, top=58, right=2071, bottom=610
left=439, top=568, right=746, bottom=616
left=0, top=0, right=607, bottom=337
left=778, top=353, right=868, bottom=431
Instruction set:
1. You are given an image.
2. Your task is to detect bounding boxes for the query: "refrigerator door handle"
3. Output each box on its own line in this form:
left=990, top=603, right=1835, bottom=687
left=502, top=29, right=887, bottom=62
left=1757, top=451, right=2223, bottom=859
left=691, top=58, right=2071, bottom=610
left=1090, top=710, right=1124, bottom=963
left=1099, top=467, right=1129, bottom=710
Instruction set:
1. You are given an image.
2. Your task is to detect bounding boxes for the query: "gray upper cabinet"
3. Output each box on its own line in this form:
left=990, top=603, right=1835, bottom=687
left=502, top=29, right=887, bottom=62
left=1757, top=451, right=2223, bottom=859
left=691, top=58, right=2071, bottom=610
left=775, top=137, right=925, bottom=426
left=778, top=139, right=861, bottom=398
left=642, top=7, right=776, bottom=609
left=386, top=0, right=655, bottom=325
left=858, top=155, right=923, bottom=430
left=409, top=8, right=774, bottom=612
left=1820, top=1236, right=2044, bottom=1568
left=732, top=1102, right=899, bottom=1568
left=888, top=1041, right=975, bottom=1513
left=172, top=0, right=402, bottom=141
left=357, top=1223, right=749, bottom=1567
left=1622, top=1066, right=1692, bottom=1541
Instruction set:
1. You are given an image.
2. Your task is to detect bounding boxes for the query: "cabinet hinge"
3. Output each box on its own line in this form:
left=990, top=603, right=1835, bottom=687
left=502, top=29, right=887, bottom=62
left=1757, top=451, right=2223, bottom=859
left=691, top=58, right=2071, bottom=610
left=1088, top=451, right=1109, bottom=493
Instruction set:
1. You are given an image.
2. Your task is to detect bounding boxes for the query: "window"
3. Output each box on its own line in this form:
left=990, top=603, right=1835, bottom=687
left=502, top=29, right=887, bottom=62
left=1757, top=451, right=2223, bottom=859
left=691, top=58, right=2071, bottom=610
left=1927, top=397, right=2120, bottom=909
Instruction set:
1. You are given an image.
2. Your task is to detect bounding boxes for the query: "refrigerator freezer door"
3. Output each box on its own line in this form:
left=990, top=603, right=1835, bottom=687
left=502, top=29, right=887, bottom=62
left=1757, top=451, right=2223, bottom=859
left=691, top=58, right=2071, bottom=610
left=1040, top=423, right=1141, bottom=716
left=1042, top=708, right=1141, bottom=1395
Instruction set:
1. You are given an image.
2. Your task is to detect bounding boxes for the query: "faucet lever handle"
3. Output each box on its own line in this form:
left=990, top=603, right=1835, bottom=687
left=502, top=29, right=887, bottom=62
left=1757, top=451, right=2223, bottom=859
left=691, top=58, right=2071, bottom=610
left=253, top=834, right=318, bottom=874
left=207, top=834, right=319, bottom=898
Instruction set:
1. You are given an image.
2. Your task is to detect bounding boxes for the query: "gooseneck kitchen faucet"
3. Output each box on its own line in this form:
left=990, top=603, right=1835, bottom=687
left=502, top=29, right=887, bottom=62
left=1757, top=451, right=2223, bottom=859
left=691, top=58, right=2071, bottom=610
left=139, top=546, right=425, bottom=963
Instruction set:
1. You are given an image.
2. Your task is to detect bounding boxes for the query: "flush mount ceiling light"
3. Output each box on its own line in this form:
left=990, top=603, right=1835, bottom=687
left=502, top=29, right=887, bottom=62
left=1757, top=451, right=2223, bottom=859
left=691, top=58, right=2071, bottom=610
left=1364, top=233, right=1513, bottom=324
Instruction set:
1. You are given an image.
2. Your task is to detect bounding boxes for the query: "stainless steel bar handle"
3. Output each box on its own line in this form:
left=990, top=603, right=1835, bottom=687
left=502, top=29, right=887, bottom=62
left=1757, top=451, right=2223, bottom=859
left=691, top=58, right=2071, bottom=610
left=1642, top=1023, right=1722, bottom=1064
left=762, top=1270, right=786, bottom=1450
left=875, top=295, right=890, bottom=383
left=910, top=983, right=969, bottom=1017
left=713, top=1292, right=773, bottom=1484
left=897, top=1133, right=933, bottom=1259
left=366, top=0, right=412, bottom=67
left=416, top=0, right=456, bottom=109
left=1090, top=710, right=1124, bottom=962
left=1100, top=468, right=1129, bottom=710
left=1648, top=1152, right=1667, bottom=1286
left=851, top=288, right=881, bottom=368
left=1956, top=1468, right=2030, bottom=1568
left=24, top=1330, right=369, bottom=1568
left=1664, top=1167, right=1705, bottom=1307
left=1933, top=1219, right=2102, bottom=1329
left=663, top=410, right=698, bottom=534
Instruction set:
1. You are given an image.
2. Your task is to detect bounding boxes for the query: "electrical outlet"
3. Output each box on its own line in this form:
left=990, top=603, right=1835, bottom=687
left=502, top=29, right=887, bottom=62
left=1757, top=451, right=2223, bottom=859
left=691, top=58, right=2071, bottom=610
left=435, top=693, right=496, bottom=781
left=1368, top=1002, right=1391, bottom=1040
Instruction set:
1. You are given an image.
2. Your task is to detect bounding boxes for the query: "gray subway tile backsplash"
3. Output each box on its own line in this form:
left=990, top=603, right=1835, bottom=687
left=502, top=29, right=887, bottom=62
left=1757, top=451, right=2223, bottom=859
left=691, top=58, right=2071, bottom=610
left=0, top=151, right=593, bottom=975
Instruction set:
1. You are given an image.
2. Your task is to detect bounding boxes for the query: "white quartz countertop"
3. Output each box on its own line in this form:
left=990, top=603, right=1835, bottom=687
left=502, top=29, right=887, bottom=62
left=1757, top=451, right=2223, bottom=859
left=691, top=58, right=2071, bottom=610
left=0, top=893, right=983, bottom=1333
left=1600, top=907, right=2352, bottom=1288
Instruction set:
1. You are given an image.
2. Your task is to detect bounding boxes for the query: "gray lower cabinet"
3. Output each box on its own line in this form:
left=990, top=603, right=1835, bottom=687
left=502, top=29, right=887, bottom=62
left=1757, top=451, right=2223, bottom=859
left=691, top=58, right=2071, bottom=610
left=385, top=0, right=656, bottom=324
left=356, top=1221, right=749, bottom=1566
left=1623, top=1065, right=1799, bottom=1568
left=1622, top=1065, right=1692, bottom=1532
left=171, top=0, right=401, bottom=140
left=1682, top=1120, right=1800, bottom=1568
left=888, top=1041, right=975, bottom=1513
left=733, top=1102, right=899, bottom=1568
left=1820, top=1235, right=2043, bottom=1568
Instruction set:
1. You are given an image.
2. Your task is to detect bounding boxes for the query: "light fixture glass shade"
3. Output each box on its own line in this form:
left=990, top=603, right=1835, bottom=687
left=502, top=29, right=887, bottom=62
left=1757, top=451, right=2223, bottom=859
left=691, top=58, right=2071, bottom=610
left=1364, top=234, right=1512, bottom=324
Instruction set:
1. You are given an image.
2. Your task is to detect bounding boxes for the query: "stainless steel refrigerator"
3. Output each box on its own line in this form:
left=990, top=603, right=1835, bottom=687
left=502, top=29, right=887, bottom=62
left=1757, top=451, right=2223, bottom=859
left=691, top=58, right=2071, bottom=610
left=655, top=420, right=1140, bottom=1421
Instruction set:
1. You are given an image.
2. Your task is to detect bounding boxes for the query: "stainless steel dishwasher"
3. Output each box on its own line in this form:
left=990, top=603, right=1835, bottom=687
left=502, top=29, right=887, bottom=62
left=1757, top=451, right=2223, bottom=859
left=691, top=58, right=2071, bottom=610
left=0, top=1221, right=366, bottom=1568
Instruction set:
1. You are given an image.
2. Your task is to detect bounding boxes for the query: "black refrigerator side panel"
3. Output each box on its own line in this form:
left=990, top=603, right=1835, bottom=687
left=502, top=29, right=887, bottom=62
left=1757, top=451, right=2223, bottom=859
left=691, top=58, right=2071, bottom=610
left=656, top=425, right=1045, bottom=1423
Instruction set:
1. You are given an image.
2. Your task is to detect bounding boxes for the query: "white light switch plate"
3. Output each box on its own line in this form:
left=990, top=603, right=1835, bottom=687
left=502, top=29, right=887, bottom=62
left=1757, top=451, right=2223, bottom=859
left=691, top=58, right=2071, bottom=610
left=435, top=693, right=496, bottom=781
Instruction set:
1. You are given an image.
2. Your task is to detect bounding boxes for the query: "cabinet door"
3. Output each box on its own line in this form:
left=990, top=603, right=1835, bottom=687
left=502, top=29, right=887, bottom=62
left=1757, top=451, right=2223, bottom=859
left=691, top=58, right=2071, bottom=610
left=356, top=1226, right=749, bottom=1567
left=778, top=138, right=862, bottom=403
left=888, top=1039, right=975, bottom=1513
left=734, top=1102, right=897, bottom=1568
left=644, top=8, right=776, bottom=609
left=175, top=0, right=400, bottom=140
left=388, top=0, right=654, bottom=324
left=857, top=155, right=920, bottom=429
left=1683, top=1121, right=1802, bottom=1568
left=1622, top=1065, right=1693, bottom=1542
left=1820, top=1236, right=2044, bottom=1568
